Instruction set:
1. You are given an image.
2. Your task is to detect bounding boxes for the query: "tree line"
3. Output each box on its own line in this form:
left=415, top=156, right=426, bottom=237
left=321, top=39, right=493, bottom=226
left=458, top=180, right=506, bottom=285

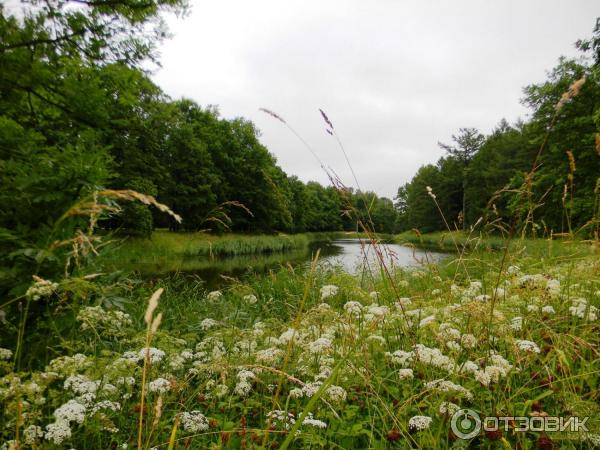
left=395, top=27, right=600, bottom=236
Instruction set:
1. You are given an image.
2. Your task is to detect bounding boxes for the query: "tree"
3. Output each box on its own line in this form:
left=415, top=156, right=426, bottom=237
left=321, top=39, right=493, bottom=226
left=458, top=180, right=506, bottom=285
left=438, top=128, right=485, bottom=229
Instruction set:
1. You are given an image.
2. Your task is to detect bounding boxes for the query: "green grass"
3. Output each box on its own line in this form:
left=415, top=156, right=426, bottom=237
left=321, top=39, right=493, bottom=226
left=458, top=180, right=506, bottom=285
left=2, top=235, right=599, bottom=449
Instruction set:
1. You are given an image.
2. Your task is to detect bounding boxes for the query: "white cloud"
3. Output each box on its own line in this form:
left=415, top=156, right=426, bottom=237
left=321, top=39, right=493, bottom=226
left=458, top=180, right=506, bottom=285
left=152, top=0, right=598, bottom=198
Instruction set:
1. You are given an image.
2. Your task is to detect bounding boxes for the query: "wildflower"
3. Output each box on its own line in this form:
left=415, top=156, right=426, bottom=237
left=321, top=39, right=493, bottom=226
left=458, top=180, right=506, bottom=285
left=206, top=290, right=222, bottom=302
left=439, top=401, right=460, bottom=416
left=289, top=388, right=304, bottom=398
left=0, top=348, right=12, bottom=360
left=515, top=339, right=541, bottom=354
left=398, top=368, right=414, bottom=380
left=431, top=289, right=442, bottom=297
left=148, top=378, right=171, bottom=394
left=511, top=316, right=523, bottom=331
left=569, top=298, right=598, bottom=321
left=425, top=379, right=473, bottom=401
left=255, top=347, right=284, bottom=364
left=45, top=421, right=72, bottom=445
left=326, top=385, right=347, bottom=402
left=138, top=347, right=166, bottom=364
left=77, top=306, right=132, bottom=337
left=267, top=410, right=296, bottom=430
left=308, top=338, right=332, bottom=354
left=369, top=291, right=379, bottom=300
left=320, top=285, right=339, bottom=300
left=460, top=334, right=477, bottom=349
left=386, top=350, right=414, bottom=367
left=243, top=294, right=258, bottom=304
left=54, top=399, right=87, bottom=424
left=541, top=305, right=556, bottom=315
left=237, top=370, right=256, bottom=382
left=303, top=413, right=327, bottom=428
left=26, top=277, right=58, bottom=301
left=233, top=381, right=252, bottom=397
left=343, top=301, right=363, bottom=315
left=408, top=415, right=432, bottom=431
left=214, top=384, right=229, bottom=398
left=64, top=375, right=98, bottom=396
left=365, top=304, right=389, bottom=321
left=418, top=315, right=436, bottom=328
left=23, top=425, right=44, bottom=445
left=180, top=411, right=209, bottom=433
left=413, top=344, right=456, bottom=373
left=200, top=318, right=219, bottom=331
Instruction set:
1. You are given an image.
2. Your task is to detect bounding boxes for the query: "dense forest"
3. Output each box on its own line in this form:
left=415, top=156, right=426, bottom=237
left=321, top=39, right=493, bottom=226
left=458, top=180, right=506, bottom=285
left=396, top=34, right=600, bottom=235
left=1, top=1, right=600, bottom=295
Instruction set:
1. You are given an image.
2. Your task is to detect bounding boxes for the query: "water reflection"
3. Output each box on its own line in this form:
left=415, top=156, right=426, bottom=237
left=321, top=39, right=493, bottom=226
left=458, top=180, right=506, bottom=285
left=133, top=238, right=446, bottom=287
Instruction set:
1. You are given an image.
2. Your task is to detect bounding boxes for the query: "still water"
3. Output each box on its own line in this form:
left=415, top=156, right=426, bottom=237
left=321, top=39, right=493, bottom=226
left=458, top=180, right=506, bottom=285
left=137, top=238, right=447, bottom=286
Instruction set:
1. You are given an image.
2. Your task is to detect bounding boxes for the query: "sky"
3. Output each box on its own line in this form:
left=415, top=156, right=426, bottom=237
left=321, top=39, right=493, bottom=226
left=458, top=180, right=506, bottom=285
left=152, top=0, right=599, bottom=199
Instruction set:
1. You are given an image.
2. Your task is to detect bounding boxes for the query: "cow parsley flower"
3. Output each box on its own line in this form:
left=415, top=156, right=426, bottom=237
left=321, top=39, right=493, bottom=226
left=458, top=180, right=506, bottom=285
left=54, top=400, right=86, bottom=424
left=439, top=401, right=460, bottom=416
left=408, top=415, right=432, bottom=431
left=138, top=347, right=165, bottom=364
left=425, top=379, right=473, bottom=401
left=326, top=385, right=347, bottom=402
left=243, top=294, right=258, bottom=304
left=541, top=305, right=556, bottom=315
left=515, top=339, right=540, bottom=354
left=45, top=421, right=72, bottom=445
left=510, top=316, right=523, bottom=331
left=180, top=411, right=209, bottom=433
left=23, top=425, right=44, bottom=445
left=308, top=338, right=332, bottom=354
left=206, top=291, right=222, bottom=302
left=148, top=378, right=171, bottom=394
left=343, top=301, right=363, bottom=315
left=398, top=368, right=414, bottom=380
left=386, top=350, right=414, bottom=367
left=200, top=318, right=219, bottom=331
left=0, top=348, right=12, bottom=360
left=320, top=285, right=339, bottom=300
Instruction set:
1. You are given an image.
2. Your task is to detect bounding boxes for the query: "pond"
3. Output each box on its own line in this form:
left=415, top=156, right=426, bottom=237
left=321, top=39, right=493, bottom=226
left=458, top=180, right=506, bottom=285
left=135, top=238, right=448, bottom=287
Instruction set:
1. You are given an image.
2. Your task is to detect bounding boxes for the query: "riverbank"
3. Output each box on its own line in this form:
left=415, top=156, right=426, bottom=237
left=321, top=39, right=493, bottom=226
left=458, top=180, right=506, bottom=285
left=4, top=236, right=599, bottom=448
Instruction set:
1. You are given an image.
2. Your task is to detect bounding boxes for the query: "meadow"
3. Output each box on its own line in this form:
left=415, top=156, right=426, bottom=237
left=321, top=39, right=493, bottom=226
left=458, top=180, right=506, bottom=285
left=1, top=232, right=599, bottom=449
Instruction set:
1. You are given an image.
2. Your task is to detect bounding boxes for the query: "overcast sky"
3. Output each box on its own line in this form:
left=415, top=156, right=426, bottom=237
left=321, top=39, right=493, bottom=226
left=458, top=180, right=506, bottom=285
left=152, top=0, right=599, bottom=199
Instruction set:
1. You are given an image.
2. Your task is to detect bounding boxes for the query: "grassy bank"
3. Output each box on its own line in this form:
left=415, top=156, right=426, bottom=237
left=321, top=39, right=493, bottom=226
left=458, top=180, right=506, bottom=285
left=2, top=238, right=599, bottom=449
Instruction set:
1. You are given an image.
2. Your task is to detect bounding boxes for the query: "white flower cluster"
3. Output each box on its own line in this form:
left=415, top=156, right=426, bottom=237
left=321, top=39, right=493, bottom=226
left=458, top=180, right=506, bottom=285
left=46, top=353, right=91, bottom=375
left=515, top=339, right=541, bottom=354
left=439, top=401, right=460, bottom=416
left=138, top=347, right=166, bottom=364
left=206, top=290, right=222, bottom=302
left=413, top=344, right=456, bottom=373
left=76, top=306, right=132, bottom=337
left=243, top=294, right=258, bottom=304
left=397, top=368, right=414, bottom=380
left=233, top=370, right=255, bottom=397
left=26, top=278, right=58, bottom=301
left=320, top=285, right=338, bottom=300
left=511, top=316, right=523, bottom=331
left=408, top=415, right=432, bottom=431
left=307, top=337, right=332, bottom=354
left=64, top=374, right=98, bottom=396
left=386, top=350, right=414, bottom=367
left=343, top=301, right=363, bottom=315
left=569, top=298, right=598, bottom=321
left=180, top=411, right=209, bottom=433
left=0, top=348, right=12, bottom=360
left=425, top=379, right=473, bottom=401
left=200, top=318, right=219, bottom=331
left=148, top=378, right=171, bottom=394
left=255, top=347, right=284, bottom=364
